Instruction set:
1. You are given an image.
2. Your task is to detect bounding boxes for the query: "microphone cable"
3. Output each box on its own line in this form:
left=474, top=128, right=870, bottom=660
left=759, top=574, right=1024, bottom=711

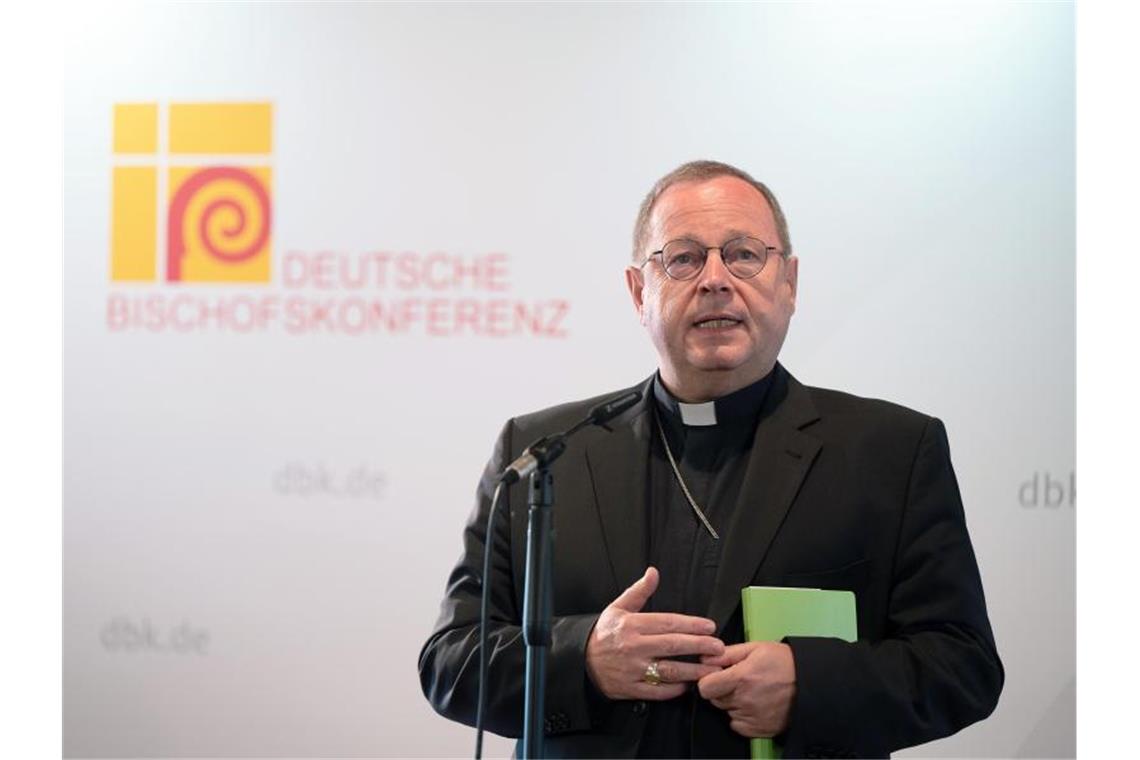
left=475, top=480, right=506, bottom=759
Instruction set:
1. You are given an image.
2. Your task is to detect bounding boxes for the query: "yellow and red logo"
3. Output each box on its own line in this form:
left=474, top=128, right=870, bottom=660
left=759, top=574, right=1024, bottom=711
left=110, top=102, right=273, bottom=283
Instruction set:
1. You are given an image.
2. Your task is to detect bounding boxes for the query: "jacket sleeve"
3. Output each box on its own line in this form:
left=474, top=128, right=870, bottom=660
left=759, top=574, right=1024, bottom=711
left=418, top=419, right=602, bottom=739
left=782, top=417, right=1004, bottom=758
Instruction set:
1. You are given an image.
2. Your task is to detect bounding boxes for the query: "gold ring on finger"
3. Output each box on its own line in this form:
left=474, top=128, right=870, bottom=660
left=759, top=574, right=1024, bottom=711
left=643, top=660, right=662, bottom=686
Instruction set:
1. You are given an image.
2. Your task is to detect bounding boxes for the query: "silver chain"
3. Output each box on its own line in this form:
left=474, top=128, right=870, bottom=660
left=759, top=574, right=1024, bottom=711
left=654, top=413, right=720, bottom=540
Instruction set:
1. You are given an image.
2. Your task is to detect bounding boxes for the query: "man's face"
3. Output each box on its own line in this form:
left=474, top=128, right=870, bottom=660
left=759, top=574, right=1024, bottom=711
left=625, top=176, right=798, bottom=400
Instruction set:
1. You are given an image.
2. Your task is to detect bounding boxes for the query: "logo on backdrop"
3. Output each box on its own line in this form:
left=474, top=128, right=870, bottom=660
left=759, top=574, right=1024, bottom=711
left=273, top=462, right=388, bottom=500
left=110, top=102, right=272, bottom=284
left=100, top=617, right=210, bottom=655
left=106, top=100, right=570, bottom=337
left=1019, top=471, right=1075, bottom=508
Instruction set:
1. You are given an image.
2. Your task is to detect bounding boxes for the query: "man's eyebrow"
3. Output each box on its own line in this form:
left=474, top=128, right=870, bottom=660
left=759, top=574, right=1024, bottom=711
left=670, top=229, right=757, bottom=243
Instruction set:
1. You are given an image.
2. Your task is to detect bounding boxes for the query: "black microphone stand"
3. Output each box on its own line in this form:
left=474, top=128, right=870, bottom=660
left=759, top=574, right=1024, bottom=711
left=522, top=463, right=554, bottom=760
left=481, top=390, right=640, bottom=760
left=519, top=436, right=563, bottom=760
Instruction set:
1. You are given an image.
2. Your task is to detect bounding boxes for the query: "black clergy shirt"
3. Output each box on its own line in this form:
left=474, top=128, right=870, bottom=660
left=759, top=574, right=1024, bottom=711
left=637, top=370, right=773, bottom=759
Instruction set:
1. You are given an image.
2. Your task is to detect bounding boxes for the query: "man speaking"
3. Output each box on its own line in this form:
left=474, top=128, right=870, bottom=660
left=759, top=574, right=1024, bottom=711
left=419, top=161, right=1003, bottom=758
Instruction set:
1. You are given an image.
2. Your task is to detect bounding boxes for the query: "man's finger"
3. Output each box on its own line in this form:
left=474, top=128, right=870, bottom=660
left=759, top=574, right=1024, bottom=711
left=634, top=681, right=687, bottom=701
left=644, top=632, right=726, bottom=658
left=631, top=612, right=718, bottom=635
left=655, top=659, right=723, bottom=684
left=699, top=642, right=756, bottom=668
left=611, top=566, right=659, bottom=612
left=729, top=718, right=761, bottom=738
left=697, top=667, right=738, bottom=701
left=706, top=697, right=734, bottom=715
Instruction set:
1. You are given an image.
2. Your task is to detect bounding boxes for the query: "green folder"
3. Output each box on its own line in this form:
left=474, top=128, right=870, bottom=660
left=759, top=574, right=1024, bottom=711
left=740, top=586, right=857, bottom=760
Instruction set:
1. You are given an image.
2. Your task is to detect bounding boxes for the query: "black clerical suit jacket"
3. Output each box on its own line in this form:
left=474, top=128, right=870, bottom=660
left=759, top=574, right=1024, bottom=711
left=419, top=364, right=1003, bottom=758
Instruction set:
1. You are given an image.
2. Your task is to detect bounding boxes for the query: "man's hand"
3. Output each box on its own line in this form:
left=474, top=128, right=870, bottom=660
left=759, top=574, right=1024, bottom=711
left=697, top=642, right=797, bottom=738
left=585, top=566, right=725, bottom=701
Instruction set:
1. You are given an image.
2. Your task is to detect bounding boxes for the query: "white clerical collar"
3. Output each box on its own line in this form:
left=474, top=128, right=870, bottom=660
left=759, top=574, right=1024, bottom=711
left=652, top=369, right=776, bottom=429
left=677, top=401, right=717, bottom=426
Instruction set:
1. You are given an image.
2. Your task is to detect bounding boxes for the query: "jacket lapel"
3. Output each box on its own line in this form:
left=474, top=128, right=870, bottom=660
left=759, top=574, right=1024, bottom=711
left=584, top=378, right=654, bottom=601
left=706, top=367, right=823, bottom=632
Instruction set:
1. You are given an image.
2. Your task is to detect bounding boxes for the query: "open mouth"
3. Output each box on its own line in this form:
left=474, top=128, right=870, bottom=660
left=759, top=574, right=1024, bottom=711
left=693, top=317, right=742, bottom=330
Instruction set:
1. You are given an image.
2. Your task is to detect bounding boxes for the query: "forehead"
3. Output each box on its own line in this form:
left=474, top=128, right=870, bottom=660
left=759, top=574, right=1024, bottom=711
left=648, top=176, right=777, bottom=244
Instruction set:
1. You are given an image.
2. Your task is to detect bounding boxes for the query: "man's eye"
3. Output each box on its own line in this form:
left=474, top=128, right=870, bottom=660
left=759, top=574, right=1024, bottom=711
left=671, top=253, right=695, bottom=266
left=735, top=248, right=760, bottom=261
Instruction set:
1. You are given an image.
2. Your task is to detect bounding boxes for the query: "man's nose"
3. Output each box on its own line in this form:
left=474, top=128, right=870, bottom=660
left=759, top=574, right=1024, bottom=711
left=697, top=249, right=732, bottom=292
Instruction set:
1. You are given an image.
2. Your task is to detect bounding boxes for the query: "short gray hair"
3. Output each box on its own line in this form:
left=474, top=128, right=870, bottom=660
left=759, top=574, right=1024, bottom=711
left=631, top=160, right=792, bottom=262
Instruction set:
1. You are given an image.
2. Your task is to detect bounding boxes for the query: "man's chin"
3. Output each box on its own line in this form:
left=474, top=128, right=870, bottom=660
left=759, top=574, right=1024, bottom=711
left=686, top=348, right=751, bottom=372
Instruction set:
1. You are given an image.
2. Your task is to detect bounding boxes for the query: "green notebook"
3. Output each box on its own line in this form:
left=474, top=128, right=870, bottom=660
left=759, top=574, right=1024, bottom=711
left=740, top=586, right=857, bottom=760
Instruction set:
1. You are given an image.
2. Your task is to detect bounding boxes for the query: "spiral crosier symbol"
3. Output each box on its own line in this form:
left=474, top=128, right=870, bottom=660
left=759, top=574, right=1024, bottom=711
left=166, top=166, right=271, bottom=282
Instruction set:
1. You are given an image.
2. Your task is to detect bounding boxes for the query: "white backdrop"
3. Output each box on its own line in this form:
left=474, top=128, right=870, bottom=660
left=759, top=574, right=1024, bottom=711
left=64, top=3, right=1073, bottom=757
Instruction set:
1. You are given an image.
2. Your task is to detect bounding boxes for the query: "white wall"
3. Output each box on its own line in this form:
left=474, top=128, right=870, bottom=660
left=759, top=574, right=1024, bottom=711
left=64, top=3, right=1073, bottom=757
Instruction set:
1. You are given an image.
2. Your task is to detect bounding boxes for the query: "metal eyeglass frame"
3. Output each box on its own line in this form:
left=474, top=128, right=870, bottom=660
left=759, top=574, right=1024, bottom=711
left=639, top=236, right=784, bottom=281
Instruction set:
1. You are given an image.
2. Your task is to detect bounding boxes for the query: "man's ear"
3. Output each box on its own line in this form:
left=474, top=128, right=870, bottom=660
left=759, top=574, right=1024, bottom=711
left=625, top=266, right=646, bottom=320
left=784, top=256, right=799, bottom=313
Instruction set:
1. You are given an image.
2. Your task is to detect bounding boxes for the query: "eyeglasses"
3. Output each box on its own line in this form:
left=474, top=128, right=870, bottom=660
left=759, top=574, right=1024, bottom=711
left=640, top=237, right=782, bottom=281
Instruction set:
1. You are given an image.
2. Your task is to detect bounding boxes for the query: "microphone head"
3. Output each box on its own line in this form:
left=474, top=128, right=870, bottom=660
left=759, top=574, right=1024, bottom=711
left=588, top=390, right=642, bottom=426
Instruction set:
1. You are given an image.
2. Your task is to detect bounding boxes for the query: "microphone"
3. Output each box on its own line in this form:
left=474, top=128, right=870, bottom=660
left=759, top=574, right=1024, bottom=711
left=587, top=390, right=641, bottom=426
left=498, top=389, right=642, bottom=485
